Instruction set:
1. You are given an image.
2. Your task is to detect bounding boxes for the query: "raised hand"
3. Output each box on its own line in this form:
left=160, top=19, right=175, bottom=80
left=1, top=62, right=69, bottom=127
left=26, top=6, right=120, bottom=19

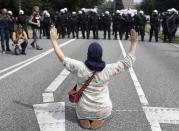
left=130, top=29, right=138, bottom=45
left=50, top=25, right=59, bottom=43
left=128, top=29, right=138, bottom=56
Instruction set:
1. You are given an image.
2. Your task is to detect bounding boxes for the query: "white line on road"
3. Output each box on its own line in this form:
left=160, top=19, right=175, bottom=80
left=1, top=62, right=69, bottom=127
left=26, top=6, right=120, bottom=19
left=118, top=40, right=162, bottom=131
left=42, top=92, right=54, bottom=103
left=171, top=43, right=179, bottom=48
left=0, top=39, right=75, bottom=81
left=33, top=102, right=65, bottom=131
left=43, top=69, right=70, bottom=103
left=143, top=106, right=179, bottom=124
left=45, top=69, right=70, bottom=92
left=0, top=50, right=48, bottom=75
left=118, top=40, right=149, bottom=106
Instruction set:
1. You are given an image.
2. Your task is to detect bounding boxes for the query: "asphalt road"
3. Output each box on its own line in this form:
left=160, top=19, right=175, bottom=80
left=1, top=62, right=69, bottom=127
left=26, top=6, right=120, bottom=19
left=0, top=32, right=179, bottom=131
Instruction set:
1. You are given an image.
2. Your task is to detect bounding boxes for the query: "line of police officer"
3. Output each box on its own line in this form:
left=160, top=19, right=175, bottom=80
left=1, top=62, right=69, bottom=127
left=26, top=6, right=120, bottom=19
left=1, top=7, right=179, bottom=54
left=53, top=8, right=147, bottom=41
left=54, top=8, right=179, bottom=43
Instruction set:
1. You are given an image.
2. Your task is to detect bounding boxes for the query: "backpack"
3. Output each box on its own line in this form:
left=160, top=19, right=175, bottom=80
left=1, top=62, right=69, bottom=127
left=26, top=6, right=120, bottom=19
left=14, top=45, right=22, bottom=55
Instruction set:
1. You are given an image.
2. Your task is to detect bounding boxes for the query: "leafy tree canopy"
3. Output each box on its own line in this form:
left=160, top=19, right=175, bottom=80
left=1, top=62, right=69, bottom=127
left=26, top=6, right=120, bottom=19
left=139, top=0, right=179, bottom=15
left=0, top=0, right=105, bottom=15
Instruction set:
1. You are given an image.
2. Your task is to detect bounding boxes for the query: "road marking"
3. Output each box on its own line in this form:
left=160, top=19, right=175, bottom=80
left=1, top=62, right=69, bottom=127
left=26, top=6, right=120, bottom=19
left=113, top=109, right=143, bottom=112
left=143, top=106, right=179, bottom=124
left=42, top=69, right=70, bottom=103
left=42, top=93, right=54, bottom=103
left=0, top=39, right=75, bottom=81
left=45, top=69, right=70, bottom=92
left=0, top=50, right=47, bottom=75
left=118, top=40, right=162, bottom=131
left=33, top=102, right=65, bottom=131
left=149, top=121, right=162, bottom=131
left=118, top=40, right=179, bottom=130
left=171, top=44, right=179, bottom=48
left=0, top=50, right=51, bottom=81
left=118, top=40, right=149, bottom=106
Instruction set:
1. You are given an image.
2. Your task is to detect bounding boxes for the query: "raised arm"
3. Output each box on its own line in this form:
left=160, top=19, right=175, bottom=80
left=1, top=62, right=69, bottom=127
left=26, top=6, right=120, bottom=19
left=50, top=26, right=65, bottom=62
left=128, top=29, right=137, bottom=56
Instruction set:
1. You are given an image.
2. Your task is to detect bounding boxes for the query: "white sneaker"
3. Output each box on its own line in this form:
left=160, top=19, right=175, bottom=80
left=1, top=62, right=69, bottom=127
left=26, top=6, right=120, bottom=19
left=2, top=50, right=6, bottom=54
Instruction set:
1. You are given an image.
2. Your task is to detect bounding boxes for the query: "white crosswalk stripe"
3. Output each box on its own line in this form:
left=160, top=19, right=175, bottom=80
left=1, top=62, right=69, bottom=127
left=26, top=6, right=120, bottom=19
left=33, top=102, right=65, bottom=131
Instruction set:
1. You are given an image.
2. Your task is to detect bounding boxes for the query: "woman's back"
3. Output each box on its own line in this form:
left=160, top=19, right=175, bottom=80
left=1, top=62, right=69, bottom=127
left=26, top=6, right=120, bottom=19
left=50, top=26, right=137, bottom=129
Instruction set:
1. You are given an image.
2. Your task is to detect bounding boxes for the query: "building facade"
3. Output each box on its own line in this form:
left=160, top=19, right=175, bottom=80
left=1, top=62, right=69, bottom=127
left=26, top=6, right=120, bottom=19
left=122, top=0, right=134, bottom=9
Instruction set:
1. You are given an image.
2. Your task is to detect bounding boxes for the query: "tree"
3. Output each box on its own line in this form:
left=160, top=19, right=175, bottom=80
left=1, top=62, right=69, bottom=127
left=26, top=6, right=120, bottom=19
left=116, top=0, right=124, bottom=10
left=140, top=0, right=156, bottom=14
left=140, top=0, right=179, bottom=15
left=0, top=0, right=105, bottom=15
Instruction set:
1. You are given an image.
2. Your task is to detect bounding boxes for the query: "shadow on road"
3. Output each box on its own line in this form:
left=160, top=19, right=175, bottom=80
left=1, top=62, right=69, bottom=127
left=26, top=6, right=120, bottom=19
left=13, top=100, right=33, bottom=109
left=65, top=105, right=78, bottom=123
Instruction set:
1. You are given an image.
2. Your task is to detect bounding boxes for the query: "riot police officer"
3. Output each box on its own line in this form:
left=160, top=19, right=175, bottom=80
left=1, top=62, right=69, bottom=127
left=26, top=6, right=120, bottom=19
left=71, top=11, right=79, bottom=38
left=17, top=10, right=29, bottom=38
left=79, top=8, right=89, bottom=39
left=57, top=9, right=66, bottom=38
left=7, top=10, right=15, bottom=39
left=124, top=12, right=133, bottom=40
left=167, top=8, right=179, bottom=43
left=161, top=10, right=171, bottom=42
left=113, top=10, right=124, bottom=40
left=43, top=12, right=51, bottom=39
left=149, top=10, right=160, bottom=42
left=90, top=10, right=99, bottom=39
left=135, top=10, right=147, bottom=41
left=102, top=11, right=111, bottom=40
left=64, top=8, right=71, bottom=38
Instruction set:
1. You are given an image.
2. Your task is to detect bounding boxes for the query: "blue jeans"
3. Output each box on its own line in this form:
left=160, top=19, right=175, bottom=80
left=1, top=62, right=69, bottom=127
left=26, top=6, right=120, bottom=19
left=0, top=29, right=10, bottom=51
left=32, top=28, right=40, bottom=39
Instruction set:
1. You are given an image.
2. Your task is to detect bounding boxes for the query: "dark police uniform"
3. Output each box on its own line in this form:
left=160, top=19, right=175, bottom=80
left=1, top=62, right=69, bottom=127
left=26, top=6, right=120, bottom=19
left=149, top=13, right=160, bottom=42
left=102, top=14, right=112, bottom=39
left=90, top=12, right=99, bottom=39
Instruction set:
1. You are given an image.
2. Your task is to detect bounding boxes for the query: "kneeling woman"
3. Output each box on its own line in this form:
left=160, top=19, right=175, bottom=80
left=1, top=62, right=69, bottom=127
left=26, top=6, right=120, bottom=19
left=50, top=26, right=137, bottom=129
left=12, top=25, right=28, bottom=55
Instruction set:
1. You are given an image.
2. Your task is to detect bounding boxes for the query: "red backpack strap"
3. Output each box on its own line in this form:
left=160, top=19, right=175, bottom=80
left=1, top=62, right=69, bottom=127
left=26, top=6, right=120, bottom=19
left=78, top=72, right=96, bottom=94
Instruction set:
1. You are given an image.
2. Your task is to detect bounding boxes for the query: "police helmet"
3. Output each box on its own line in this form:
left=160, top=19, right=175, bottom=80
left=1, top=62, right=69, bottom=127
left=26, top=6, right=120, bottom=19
left=8, top=10, right=13, bottom=15
left=116, top=10, right=120, bottom=14
left=93, top=10, right=97, bottom=13
left=60, top=9, right=65, bottom=13
left=19, top=10, right=24, bottom=15
left=171, top=8, right=178, bottom=14
left=105, top=11, right=110, bottom=15
left=78, top=11, right=82, bottom=14
left=153, top=10, right=158, bottom=14
left=139, top=10, right=144, bottom=14
left=72, top=11, right=76, bottom=15
left=81, top=8, right=85, bottom=11
left=64, top=8, right=68, bottom=12
left=46, top=12, right=50, bottom=17
left=43, top=10, right=48, bottom=14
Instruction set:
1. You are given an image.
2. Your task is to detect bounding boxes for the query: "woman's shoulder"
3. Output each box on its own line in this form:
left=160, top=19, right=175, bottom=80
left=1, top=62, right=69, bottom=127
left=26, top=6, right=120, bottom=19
left=63, top=57, right=84, bottom=65
left=63, top=57, right=85, bottom=73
